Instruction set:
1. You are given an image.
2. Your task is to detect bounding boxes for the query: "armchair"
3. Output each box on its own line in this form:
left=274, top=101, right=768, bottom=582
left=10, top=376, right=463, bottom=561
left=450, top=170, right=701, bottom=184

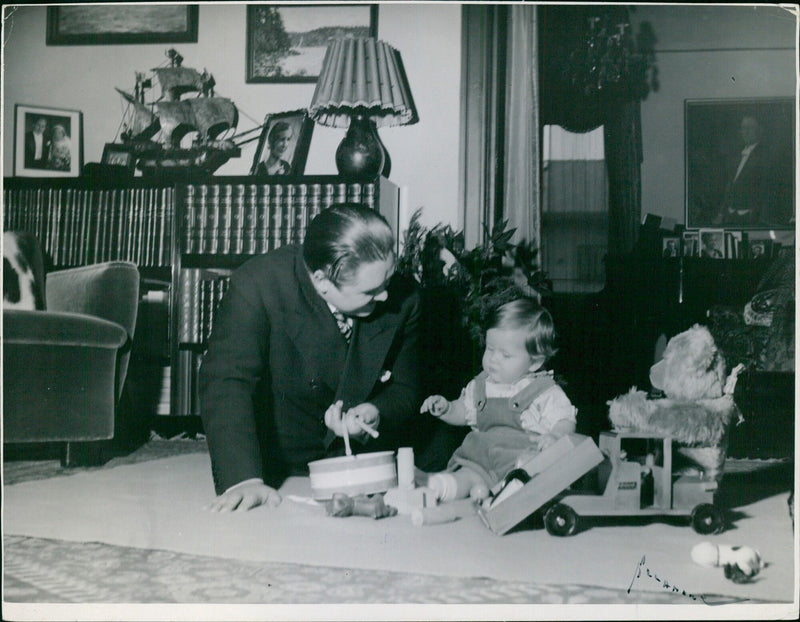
left=3, top=231, right=140, bottom=466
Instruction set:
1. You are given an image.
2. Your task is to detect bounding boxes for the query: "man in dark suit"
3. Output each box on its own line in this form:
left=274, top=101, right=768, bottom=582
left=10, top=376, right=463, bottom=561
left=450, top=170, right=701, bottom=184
left=24, top=117, right=50, bottom=169
left=716, top=115, right=772, bottom=226
left=200, top=204, right=420, bottom=512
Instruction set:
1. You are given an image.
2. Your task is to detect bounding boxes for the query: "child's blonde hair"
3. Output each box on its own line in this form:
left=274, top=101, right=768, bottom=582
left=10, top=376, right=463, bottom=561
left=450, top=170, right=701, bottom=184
left=490, top=298, right=558, bottom=360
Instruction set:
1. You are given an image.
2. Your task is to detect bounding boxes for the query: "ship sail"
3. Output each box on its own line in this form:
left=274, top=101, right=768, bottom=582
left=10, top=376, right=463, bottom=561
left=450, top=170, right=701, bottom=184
left=115, top=88, right=160, bottom=140
left=153, top=67, right=203, bottom=101
left=188, top=98, right=238, bottom=141
left=156, top=97, right=238, bottom=146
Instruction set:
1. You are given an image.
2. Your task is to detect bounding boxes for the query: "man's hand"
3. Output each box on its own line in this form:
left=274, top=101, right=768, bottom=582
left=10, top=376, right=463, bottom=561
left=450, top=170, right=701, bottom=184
left=420, top=395, right=449, bottom=417
left=325, top=400, right=379, bottom=438
left=205, top=481, right=282, bottom=513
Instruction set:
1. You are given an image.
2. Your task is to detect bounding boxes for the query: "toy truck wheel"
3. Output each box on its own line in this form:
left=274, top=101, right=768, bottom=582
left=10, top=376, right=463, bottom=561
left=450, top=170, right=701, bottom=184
left=691, top=503, right=724, bottom=535
left=544, top=503, right=578, bottom=536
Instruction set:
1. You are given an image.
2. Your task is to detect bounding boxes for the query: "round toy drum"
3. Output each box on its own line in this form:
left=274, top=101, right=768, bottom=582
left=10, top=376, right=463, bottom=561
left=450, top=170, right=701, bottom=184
left=308, top=451, right=397, bottom=500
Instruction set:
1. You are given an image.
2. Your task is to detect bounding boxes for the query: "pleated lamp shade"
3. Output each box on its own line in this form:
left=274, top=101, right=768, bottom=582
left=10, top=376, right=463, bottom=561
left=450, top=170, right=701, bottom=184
left=308, top=38, right=418, bottom=179
left=309, top=38, right=419, bottom=129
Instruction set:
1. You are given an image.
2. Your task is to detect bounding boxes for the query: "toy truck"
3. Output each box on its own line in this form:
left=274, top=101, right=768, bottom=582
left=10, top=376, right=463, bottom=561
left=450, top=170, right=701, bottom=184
left=478, top=431, right=725, bottom=536
left=542, top=431, right=725, bottom=536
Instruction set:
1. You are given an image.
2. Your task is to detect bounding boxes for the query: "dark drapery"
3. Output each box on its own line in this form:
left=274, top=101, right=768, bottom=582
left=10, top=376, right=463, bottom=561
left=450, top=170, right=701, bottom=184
left=539, top=4, right=646, bottom=255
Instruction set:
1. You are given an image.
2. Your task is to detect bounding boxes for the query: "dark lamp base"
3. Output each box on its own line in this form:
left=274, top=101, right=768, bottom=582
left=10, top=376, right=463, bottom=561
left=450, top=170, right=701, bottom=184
left=336, top=114, right=386, bottom=180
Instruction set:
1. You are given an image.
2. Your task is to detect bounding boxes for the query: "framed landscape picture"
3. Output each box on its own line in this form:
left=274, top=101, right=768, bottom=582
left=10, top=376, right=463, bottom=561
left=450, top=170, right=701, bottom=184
left=246, top=4, right=378, bottom=83
left=250, top=110, right=314, bottom=177
left=14, top=104, right=83, bottom=178
left=47, top=5, right=198, bottom=45
left=685, top=97, right=795, bottom=229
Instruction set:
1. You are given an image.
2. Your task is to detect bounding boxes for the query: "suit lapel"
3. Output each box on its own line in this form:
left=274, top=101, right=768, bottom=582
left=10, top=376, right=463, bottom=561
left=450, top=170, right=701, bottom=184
left=337, top=312, right=396, bottom=407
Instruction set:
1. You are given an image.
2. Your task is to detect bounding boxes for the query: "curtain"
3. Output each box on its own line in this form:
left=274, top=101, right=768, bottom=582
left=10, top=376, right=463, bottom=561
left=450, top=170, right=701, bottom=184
left=503, top=4, right=540, bottom=246
left=605, top=100, right=643, bottom=255
left=539, top=5, right=644, bottom=257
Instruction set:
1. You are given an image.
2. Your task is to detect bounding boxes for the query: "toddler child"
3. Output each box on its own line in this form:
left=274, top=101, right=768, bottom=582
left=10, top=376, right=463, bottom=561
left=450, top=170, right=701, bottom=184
left=420, top=298, right=577, bottom=502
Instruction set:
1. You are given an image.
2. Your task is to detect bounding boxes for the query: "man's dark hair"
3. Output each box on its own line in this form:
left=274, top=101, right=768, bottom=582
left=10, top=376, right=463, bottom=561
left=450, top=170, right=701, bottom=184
left=303, top=203, right=395, bottom=286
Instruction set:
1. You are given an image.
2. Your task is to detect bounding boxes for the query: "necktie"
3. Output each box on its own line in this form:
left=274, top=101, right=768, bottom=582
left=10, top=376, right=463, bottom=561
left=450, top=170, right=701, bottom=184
left=332, top=310, right=352, bottom=344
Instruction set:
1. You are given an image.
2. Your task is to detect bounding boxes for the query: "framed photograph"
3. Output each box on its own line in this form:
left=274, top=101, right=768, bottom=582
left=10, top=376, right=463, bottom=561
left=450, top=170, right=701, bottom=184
left=747, top=239, right=770, bottom=260
left=724, top=231, right=743, bottom=259
left=246, top=4, right=378, bottom=83
left=101, top=143, right=137, bottom=174
left=661, top=236, right=680, bottom=258
left=682, top=231, right=699, bottom=257
left=685, top=97, right=795, bottom=229
left=698, top=229, right=725, bottom=259
left=250, top=110, right=315, bottom=177
left=47, top=5, right=198, bottom=45
left=13, top=104, right=83, bottom=178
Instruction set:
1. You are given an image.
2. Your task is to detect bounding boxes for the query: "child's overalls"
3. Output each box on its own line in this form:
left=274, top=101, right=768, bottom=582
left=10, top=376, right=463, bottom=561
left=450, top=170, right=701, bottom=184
left=447, top=370, right=557, bottom=487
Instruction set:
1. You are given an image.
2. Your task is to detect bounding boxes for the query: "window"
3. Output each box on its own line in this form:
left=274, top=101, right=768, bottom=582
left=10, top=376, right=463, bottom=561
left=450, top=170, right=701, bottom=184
left=541, top=125, right=608, bottom=293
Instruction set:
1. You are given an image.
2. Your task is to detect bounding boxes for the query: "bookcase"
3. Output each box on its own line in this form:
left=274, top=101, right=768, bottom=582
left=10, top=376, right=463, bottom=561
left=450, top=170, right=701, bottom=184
left=3, top=175, right=400, bottom=419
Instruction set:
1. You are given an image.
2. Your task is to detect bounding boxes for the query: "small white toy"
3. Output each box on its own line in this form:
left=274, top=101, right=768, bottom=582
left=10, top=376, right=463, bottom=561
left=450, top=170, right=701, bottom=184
left=691, top=541, right=764, bottom=583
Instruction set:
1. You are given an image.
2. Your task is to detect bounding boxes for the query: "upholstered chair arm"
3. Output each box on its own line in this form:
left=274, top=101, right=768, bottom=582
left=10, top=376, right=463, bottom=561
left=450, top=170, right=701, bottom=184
left=3, top=309, right=128, bottom=349
left=46, top=262, right=140, bottom=338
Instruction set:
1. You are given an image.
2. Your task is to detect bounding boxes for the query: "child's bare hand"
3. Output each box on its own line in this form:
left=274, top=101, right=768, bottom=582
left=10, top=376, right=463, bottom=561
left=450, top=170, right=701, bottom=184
left=420, top=395, right=449, bottom=417
left=535, top=433, right=559, bottom=451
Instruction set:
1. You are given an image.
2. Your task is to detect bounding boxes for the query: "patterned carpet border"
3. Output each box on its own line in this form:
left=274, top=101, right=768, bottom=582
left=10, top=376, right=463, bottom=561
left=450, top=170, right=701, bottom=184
left=4, top=534, right=732, bottom=605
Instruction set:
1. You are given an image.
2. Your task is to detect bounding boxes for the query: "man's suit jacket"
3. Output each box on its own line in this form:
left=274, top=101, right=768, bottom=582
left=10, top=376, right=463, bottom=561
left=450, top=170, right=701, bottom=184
left=24, top=131, right=50, bottom=169
left=199, top=244, right=421, bottom=494
left=721, top=142, right=771, bottom=224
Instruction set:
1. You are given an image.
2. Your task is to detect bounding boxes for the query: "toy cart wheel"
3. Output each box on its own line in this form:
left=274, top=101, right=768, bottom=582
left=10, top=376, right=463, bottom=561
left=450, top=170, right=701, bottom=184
left=544, top=503, right=578, bottom=537
left=691, top=503, right=724, bottom=534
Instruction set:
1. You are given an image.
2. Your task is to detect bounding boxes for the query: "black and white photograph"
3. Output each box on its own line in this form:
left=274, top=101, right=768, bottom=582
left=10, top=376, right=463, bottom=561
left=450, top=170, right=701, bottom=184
left=13, top=104, right=82, bottom=177
left=246, top=4, right=378, bottom=82
left=250, top=110, right=314, bottom=176
left=685, top=97, right=796, bottom=229
left=2, top=3, right=797, bottom=621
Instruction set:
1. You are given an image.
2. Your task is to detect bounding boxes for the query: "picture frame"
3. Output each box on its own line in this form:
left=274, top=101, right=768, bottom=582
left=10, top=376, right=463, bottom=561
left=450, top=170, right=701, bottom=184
left=13, top=104, right=83, bottom=178
left=661, top=236, right=680, bottom=258
left=685, top=97, right=795, bottom=229
left=246, top=4, right=378, bottom=83
left=682, top=231, right=699, bottom=257
left=47, top=5, right=198, bottom=45
left=101, top=143, right=137, bottom=174
left=698, top=228, right=725, bottom=259
left=250, top=110, right=315, bottom=177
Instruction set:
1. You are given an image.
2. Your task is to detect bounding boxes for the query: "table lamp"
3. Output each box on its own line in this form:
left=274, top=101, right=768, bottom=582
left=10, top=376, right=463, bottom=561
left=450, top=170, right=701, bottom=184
left=309, top=37, right=418, bottom=179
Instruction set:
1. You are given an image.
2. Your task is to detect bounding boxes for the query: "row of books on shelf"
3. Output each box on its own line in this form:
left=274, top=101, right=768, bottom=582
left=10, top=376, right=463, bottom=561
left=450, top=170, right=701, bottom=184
left=177, top=268, right=231, bottom=344
left=180, top=181, right=376, bottom=255
left=3, top=186, right=174, bottom=267
left=662, top=229, right=795, bottom=260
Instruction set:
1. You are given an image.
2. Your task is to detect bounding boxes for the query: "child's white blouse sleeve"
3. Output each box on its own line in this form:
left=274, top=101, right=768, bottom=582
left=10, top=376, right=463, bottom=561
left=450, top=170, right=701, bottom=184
left=519, top=385, right=577, bottom=434
left=461, top=380, right=478, bottom=427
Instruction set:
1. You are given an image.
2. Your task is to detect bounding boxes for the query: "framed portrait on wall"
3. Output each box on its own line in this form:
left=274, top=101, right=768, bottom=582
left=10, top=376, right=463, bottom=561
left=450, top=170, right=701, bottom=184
left=246, top=4, right=378, bottom=83
left=685, top=97, right=795, bottom=229
left=250, top=110, right=315, bottom=177
left=47, top=5, right=198, bottom=45
left=13, top=104, right=83, bottom=178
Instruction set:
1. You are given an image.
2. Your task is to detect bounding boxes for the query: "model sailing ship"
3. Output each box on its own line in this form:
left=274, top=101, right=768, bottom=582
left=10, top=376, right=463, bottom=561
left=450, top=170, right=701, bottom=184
left=115, top=49, right=241, bottom=177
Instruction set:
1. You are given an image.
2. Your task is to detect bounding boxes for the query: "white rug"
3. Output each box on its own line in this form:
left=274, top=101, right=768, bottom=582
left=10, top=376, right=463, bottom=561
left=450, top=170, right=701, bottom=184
left=3, top=453, right=797, bottom=605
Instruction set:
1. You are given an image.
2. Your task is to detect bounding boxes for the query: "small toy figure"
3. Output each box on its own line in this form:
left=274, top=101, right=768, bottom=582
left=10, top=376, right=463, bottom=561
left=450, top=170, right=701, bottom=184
left=325, top=493, right=397, bottom=519
left=419, top=298, right=577, bottom=502
left=691, top=541, right=764, bottom=583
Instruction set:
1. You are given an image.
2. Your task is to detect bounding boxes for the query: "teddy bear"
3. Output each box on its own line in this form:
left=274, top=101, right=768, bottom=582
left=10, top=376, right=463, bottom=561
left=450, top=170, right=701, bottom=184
left=608, top=324, right=743, bottom=482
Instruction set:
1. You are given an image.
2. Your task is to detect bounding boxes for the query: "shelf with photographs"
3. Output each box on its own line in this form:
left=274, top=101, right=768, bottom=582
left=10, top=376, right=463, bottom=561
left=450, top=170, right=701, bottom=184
left=675, top=228, right=795, bottom=260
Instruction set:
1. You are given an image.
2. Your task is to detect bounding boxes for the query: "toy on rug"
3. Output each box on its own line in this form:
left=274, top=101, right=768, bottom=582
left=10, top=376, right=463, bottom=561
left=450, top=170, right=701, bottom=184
left=691, top=541, right=764, bottom=583
left=325, top=493, right=397, bottom=519
left=608, top=324, right=744, bottom=482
